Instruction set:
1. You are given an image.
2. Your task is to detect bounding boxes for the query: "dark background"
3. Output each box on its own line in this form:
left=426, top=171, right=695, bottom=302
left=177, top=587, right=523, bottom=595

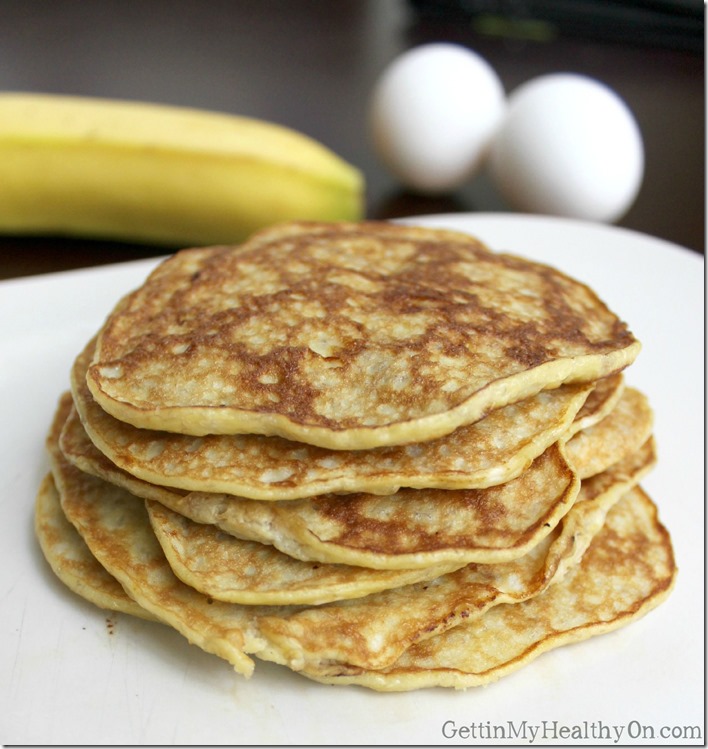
left=0, top=0, right=703, bottom=279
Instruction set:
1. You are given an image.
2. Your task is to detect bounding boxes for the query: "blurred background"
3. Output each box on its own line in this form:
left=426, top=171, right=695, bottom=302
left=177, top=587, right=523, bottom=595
left=0, top=0, right=703, bottom=278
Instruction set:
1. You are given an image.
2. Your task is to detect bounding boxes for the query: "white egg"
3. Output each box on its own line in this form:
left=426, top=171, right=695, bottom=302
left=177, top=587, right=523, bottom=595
left=488, top=73, right=644, bottom=222
left=369, top=43, right=506, bottom=194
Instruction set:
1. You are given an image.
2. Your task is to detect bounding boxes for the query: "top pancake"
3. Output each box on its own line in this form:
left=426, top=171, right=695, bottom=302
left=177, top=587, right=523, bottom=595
left=87, top=221, right=640, bottom=449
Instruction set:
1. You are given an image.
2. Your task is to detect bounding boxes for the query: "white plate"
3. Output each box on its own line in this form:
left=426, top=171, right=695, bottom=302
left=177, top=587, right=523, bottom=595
left=1, top=214, right=704, bottom=745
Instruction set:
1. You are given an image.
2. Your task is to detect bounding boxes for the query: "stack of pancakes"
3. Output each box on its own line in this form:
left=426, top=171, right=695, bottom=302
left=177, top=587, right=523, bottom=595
left=35, top=221, right=676, bottom=691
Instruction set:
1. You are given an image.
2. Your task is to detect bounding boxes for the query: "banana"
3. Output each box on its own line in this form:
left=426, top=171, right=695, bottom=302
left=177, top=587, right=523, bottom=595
left=0, top=92, right=364, bottom=246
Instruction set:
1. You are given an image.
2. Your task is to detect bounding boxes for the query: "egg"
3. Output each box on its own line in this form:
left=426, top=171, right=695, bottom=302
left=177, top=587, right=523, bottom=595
left=369, top=43, right=506, bottom=194
left=487, top=73, right=644, bottom=223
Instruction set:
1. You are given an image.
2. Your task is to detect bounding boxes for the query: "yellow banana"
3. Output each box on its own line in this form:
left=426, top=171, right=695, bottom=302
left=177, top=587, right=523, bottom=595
left=0, top=92, right=364, bottom=246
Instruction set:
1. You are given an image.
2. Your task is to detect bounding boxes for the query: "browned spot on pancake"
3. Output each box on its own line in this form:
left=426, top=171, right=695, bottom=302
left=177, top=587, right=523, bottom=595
left=308, top=489, right=508, bottom=554
left=299, top=444, right=575, bottom=558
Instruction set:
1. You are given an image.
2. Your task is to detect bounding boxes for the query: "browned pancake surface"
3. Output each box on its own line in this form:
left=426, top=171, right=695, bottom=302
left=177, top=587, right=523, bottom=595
left=87, top=221, right=640, bottom=448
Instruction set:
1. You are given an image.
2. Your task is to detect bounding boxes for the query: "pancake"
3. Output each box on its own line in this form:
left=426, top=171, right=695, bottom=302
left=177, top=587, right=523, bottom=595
left=86, top=221, right=640, bottom=449
left=146, top=499, right=463, bottom=606
left=34, top=472, right=157, bottom=621
left=298, top=486, right=676, bottom=690
left=565, top=386, right=653, bottom=478
left=145, top=441, right=580, bottom=570
left=246, top=437, right=657, bottom=673
left=72, top=338, right=593, bottom=498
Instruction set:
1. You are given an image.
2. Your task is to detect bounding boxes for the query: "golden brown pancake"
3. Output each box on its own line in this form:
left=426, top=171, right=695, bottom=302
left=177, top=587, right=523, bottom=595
left=35, top=472, right=157, bottom=621
left=34, top=219, right=674, bottom=695
left=72, top=339, right=592, bottom=498
left=296, top=486, right=676, bottom=690
left=86, top=221, right=640, bottom=448
left=146, top=500, right=462, bottom=605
